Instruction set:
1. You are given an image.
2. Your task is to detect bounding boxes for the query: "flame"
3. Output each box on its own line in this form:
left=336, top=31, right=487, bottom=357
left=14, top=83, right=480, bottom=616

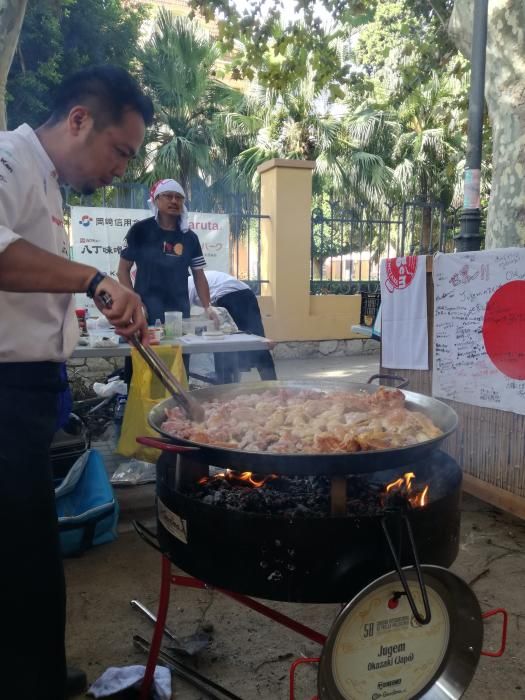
left=419, top=484, right=429, bottom=507
left=384, top=472, right=430, bottom=509
left=198, top=469, right=278, bottom=488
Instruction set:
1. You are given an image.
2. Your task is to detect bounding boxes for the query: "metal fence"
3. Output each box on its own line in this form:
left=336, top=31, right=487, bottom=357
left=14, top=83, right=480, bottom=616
left=310, top=200, right=486, bottom=295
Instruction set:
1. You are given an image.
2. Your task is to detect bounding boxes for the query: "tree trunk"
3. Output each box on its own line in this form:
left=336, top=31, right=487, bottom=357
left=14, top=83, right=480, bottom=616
left=0, top=0, right=28, bottom=130
left=421, top=205, right=433, bottom=253
left=450, top=0, right=525, bottom=248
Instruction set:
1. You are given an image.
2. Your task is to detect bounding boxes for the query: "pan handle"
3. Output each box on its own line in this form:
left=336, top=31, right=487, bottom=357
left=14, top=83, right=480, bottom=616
left=367, top=373, right=409, bottom=389
left=481, top=608, right=508, bottom=657
left=381, top=512, right=432, bottom=625
left=136, top=436, right=198, bottom=453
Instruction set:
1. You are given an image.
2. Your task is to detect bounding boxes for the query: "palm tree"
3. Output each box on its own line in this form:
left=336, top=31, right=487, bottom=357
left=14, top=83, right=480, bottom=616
left=228, top=71, right=392, bottom=207
left=344, top=71, right=467, bottom=251
left=139, top=10, right=242, bottom=199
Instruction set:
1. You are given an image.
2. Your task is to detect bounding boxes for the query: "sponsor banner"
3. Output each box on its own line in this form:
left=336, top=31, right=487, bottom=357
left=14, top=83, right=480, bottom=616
left=71, top=207, right=149, bottom=312
left=70, top=206, right=230, bottom=311
left=187, top=212, right=230, bottom=272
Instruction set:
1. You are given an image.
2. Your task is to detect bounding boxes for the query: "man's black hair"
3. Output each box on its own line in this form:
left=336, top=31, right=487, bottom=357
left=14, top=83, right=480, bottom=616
left=48, top=65, right=154, bottom=128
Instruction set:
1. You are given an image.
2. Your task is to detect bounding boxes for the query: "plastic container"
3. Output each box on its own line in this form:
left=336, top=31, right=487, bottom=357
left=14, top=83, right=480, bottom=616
left=182, top=317, right=209, bottom=336
left=86, top=317, right=100, bottom=335
left=75, top=308, right=87, bottom=335
left=360, top=292, right=381, bottom=327
left=148, top=326, right=162, bottom=345
left=164, top=310, right=183, bottom=338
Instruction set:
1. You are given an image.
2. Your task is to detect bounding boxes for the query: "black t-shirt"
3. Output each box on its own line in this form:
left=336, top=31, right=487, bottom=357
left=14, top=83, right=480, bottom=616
left=120, top=216, right=205, bottom=321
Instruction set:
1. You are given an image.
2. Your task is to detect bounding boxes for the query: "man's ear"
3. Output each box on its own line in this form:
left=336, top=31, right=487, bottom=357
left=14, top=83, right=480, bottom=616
left=67, top=106, right=92, bottom=136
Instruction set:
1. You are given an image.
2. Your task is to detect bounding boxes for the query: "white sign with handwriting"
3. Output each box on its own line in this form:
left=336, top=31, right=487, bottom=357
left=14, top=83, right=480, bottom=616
left=433, top=249, right=525, bottom=414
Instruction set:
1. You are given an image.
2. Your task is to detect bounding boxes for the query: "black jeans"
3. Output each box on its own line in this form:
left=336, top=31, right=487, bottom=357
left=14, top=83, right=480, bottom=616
left=215, top=289, right=277, bottom=380
left=0, top=363, right=66, bottom=700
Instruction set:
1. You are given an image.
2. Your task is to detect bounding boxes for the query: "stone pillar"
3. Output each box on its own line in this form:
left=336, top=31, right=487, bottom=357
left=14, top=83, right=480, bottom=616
left=257, top=159, right=315, bottom=338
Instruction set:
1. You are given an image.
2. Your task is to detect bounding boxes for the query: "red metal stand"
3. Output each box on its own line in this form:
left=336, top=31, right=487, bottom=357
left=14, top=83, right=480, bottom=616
left=172, top=573, right=328, bottom=646
left=139, top=555, right=508, bottom=700
left=139, top=555, right=327, bottom=698
left=138, top=556, right=172, bottom=700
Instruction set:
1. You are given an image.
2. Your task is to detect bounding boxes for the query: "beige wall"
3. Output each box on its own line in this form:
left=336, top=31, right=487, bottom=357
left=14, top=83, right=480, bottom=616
left=255, top=159, right=363, bottom=342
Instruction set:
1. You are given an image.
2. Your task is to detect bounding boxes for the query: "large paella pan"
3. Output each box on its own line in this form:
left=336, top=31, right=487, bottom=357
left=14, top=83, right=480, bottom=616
left=148, top=380, right=458, bottom=475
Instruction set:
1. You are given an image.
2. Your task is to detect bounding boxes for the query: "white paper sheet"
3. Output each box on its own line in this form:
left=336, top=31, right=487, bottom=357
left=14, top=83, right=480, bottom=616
left=433, top=249, right=525, bottom=415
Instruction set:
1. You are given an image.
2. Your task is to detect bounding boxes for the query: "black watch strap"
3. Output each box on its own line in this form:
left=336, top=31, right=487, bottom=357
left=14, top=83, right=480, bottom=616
left=86, top=271, right=107, bottom=299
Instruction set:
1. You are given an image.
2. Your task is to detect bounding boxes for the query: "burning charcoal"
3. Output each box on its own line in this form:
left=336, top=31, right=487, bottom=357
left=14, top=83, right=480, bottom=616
left=183, top=465, right=435, bottom=517
left=270, top=478, right=293, bottom=492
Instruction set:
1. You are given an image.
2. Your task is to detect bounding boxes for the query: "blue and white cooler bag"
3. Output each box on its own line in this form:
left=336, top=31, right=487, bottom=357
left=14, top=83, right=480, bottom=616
left=55, top=449, right=119, bottom=557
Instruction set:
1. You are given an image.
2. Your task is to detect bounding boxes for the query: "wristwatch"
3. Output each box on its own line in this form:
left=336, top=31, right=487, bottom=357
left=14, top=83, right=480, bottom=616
left=86, top=270, right=107, bottom=299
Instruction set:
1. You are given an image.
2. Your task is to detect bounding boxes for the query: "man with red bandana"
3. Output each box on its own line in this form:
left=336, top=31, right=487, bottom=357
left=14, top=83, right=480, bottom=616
left=118, top=178, right=217, bottom=325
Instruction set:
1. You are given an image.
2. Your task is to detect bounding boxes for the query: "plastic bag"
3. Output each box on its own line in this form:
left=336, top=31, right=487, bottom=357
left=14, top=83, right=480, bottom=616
left=110, top=459, right=156, bottom=486
left=93, top=379, right=128, bottom=398
left=212, top=306, right=238, bottom=333
left=185, top=308, right=238, bottom=335
left=116, top=345, right=188, bottom=463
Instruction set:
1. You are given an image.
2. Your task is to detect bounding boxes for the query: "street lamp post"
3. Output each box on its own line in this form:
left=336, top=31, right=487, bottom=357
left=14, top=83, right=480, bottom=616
left=455, top=0, right=489, bottom=253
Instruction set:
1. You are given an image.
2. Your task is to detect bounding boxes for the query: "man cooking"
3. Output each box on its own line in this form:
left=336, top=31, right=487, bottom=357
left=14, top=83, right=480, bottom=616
left=117, top=178, right=218, bottom=326
left=0, top=65, right=152, bottom=700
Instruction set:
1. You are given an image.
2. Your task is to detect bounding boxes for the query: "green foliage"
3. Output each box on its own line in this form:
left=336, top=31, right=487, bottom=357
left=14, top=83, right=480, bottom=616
left=190, top=0, right=357, bottom=94
left=6, top=0, right=148, bottom=128
left=139, top=10, right=245, bottom=199
left=186, top=0, right=482, bottom=217
left=189, top=0, right=457, bottom=92
left=5, top=0, right=491, bottom=237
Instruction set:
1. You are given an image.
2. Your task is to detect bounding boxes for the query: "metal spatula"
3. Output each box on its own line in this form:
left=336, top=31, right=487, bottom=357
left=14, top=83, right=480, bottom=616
left=129, top=334, right=205, bottom=422
left=97, top=291, right=204, bottom=422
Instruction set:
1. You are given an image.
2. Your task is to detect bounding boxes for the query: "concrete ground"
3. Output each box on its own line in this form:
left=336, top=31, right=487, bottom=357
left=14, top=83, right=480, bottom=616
left=65, top=350, right=525, bottom=699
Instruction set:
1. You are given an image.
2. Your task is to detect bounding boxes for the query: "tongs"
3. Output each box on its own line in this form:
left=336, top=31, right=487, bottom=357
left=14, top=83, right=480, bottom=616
left=129, top=335, right=205, bottom=422
left=97, top=291, right=204, bottom=422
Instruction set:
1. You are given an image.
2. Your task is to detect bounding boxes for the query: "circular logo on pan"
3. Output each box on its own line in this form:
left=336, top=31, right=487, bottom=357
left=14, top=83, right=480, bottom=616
left=330, top=581, right=450, bottom=700
left=385, top=256, right=418, bottom=293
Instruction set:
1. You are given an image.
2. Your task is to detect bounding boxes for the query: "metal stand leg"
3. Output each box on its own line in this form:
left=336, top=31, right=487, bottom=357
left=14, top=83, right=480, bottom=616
left=139, top=556, right=172, bottom=700
left=172, top=574, right=327, bottom=645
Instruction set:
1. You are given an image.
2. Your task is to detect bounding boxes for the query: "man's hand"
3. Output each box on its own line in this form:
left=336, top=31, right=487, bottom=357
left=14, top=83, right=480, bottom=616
left=93, top=276, right=148, bottom=342
left=205, top=305, right=221, bottom=329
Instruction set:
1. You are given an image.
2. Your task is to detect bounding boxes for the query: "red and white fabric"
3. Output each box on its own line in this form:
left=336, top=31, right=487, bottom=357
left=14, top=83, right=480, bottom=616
left=380, top=255, right=429, bottom=370
left=433, top=248, right=525, bottom=415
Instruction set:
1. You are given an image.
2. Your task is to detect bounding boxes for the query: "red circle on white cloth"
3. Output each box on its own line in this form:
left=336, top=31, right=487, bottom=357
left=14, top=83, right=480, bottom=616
left=482, top=280, right=525, bottom=380
left=385, top=256, right=418, bottom=291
